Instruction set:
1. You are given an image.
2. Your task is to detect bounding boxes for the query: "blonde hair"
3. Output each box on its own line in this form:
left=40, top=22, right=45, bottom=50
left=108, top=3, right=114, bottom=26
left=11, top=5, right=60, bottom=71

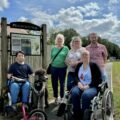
left=55, top=33, right=65, bottom=45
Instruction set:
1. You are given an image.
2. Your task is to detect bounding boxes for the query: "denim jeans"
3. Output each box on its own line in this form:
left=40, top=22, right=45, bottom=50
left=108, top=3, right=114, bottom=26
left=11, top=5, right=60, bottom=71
left=67, top=72, right=76, bottom=91
left=9, top=80, right=30, bottom=104
left=51, top=66, right=67, bottom=98
left=71, top=86, right=97, bottom=111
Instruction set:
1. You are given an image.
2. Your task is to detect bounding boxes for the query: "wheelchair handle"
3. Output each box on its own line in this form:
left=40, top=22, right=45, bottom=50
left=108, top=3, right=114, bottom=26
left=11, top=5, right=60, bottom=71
left=98, top=81, right=107, bottom=88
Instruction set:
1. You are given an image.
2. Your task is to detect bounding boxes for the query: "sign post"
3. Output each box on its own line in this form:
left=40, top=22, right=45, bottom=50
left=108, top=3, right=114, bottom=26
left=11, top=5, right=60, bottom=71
left=1, top=17, right=8, bottom=88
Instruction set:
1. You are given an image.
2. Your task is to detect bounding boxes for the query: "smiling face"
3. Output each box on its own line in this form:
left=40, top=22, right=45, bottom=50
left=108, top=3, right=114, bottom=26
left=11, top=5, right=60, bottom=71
left=81, top=50, right=90, bottom=63
left=89, top=33, right=98, bottom=44
left=16, top=52, right=25, bottom=63
left=56, top=37, right=63, bottom=46
left=73, top=39, right=81, bottom=49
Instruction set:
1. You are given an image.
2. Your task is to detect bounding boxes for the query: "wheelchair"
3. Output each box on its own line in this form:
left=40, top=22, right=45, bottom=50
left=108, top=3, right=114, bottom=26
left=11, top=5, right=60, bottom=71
left=1, top=69, right=48, bottom=120
left=62, top=81, right=114, bottom=120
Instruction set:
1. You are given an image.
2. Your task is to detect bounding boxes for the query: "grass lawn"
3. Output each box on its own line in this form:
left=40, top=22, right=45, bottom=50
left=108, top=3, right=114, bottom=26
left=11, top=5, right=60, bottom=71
left=112, top=62, right=120, bottom=120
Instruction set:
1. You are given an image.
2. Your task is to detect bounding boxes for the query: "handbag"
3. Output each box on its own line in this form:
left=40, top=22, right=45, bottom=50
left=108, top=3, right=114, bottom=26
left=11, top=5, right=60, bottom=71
left=47, top=47, right=63, bottom=74
left=46, top=63, right=51, bottom=74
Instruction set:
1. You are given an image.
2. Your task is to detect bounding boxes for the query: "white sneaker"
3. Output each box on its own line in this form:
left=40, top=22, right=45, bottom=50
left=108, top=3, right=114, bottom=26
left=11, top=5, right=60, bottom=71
left=54, top=98, right=59, bottom=104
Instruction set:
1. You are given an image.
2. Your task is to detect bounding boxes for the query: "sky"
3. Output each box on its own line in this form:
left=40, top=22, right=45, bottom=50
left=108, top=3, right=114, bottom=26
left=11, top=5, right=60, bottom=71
left=0, top=0, right=120, bottom=46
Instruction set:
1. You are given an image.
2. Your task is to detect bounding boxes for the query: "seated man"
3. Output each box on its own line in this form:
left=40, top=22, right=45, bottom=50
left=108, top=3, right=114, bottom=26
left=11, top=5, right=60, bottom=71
left=71, top=50, right=102, bottom=120
left=7, top=51, right=33, bottom=107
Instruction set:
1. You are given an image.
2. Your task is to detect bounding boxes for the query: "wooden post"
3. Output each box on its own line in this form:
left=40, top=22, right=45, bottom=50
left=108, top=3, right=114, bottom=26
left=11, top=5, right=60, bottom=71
left=1, top=17, right=8, bottom=88
left=42, top=24, right=47, bottom=69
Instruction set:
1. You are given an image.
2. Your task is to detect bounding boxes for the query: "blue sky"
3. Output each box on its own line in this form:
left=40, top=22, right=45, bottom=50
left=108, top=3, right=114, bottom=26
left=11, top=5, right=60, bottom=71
left=0, top=0, right=120, bottom=45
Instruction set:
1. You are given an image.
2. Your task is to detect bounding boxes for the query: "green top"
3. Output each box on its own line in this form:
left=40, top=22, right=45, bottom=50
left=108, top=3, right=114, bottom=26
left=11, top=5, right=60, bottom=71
left=51, top=46, right=69, bottom=68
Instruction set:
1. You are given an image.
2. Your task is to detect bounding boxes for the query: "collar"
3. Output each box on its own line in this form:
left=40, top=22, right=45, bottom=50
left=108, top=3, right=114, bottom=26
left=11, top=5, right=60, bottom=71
left=90, top=43, right=100, bottom=47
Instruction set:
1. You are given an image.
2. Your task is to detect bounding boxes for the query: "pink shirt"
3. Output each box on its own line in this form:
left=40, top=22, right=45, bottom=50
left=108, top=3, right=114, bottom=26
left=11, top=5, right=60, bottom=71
left=86, top=43, right=108, bottom=71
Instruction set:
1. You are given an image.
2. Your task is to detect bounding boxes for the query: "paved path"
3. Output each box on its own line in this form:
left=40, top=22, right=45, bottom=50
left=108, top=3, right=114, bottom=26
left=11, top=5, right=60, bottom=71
left=0, top=63, right=113, bottom=120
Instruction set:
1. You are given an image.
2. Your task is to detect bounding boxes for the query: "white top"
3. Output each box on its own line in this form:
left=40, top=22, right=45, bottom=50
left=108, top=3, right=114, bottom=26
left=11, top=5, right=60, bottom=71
left=66, top=47, right=84, bottom=72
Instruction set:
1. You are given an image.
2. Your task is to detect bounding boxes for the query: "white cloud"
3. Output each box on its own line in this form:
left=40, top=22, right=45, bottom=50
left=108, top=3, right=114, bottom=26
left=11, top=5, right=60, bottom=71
left=77, top=2, right=100, bottom=17
left=109, top=0, right=119, bottom=5
left=57, top=7, right=83, bottom=24
left=23, top=7, right=55, bottom=31
left=18, top=16, right=30, bottom=22
left=20, top=2, right=120, bottom=46
left=0, top=0, right=9, bottom=11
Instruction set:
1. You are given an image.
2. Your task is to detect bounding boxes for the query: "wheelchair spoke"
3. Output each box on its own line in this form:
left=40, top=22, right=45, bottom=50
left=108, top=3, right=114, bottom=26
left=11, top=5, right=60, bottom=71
left=102, top=89, right=114, bottom=120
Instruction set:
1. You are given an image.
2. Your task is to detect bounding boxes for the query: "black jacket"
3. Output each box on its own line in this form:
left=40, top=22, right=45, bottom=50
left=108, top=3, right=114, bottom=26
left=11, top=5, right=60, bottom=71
left=75, top=62, right=102, bottom=89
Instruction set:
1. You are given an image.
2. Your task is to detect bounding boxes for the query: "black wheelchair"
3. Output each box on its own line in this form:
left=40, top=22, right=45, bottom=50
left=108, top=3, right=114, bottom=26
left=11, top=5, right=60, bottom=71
left=1, top=69, right=48, bottom=120
left=57, top=81, right=114, bottom=120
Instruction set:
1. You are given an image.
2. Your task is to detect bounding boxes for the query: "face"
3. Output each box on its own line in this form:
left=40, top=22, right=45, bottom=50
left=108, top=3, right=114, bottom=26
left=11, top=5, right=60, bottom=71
left=16, top=53, right=25, bottom=63
left=81, top=51, right=90, bottom=63
left=89, top=33, right=98, bottom=44
left=73, top=40, right=81, bottom=49
left=56, top=38, right=63, bottom=46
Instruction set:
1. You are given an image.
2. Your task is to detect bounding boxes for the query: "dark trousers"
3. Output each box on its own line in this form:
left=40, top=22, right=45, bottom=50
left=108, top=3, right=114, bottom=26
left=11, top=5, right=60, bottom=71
left=51, top=66, right=67, bottom=98
left=67, top=72, right=76, bottom=91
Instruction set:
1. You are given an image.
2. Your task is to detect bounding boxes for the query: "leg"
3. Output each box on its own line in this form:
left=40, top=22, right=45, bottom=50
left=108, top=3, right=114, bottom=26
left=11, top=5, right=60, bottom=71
left=51, top=66, right=59, bottom=98
left=10, top=82, right=20, bottom=104
left=81, top=87, right=97, bottom=111
left=22, top=81, right=30, bottom=103
left=71, top=86, right=83, bottom=120
left=71, top=86, right=82, bottom=111
left=67, top=72, right=76, bottom=91
left=59, top=67, right=67, bottom=98
left=45, top=87, right=49, bottom=108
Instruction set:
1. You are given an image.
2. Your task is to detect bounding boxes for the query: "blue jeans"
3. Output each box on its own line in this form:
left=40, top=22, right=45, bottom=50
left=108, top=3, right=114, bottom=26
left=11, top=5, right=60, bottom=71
left=9, top=80, right=30, bottom=104
left=71, top=86, right=97, bottom=111
left=67, top=72, right=76, bottom=91
left=51, top=66, right=67, bottom=98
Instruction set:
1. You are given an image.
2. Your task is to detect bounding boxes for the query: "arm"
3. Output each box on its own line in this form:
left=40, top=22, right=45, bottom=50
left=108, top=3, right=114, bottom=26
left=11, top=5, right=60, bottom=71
left=89, top=63, right=102, bottom=88
left=102, top=46, right=108, bottom=63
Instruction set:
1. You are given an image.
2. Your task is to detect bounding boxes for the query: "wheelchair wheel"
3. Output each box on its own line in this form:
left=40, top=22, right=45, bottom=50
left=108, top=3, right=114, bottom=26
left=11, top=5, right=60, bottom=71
left=102, top=89, right=114, bottom=120
left=27, top=109, right=47, bottom=120
left=90, top=113, right=96, bottom=120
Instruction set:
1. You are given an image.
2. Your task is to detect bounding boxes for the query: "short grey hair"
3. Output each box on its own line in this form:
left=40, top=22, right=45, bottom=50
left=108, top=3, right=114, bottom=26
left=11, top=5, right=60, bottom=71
left=55, top=33, right=65, bottom=45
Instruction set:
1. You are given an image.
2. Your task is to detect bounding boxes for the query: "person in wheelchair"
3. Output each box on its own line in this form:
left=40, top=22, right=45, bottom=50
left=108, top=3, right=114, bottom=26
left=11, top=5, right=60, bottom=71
left=7, top=51, right=33, bottom=110
left=71, top=49, right=102, bottom=120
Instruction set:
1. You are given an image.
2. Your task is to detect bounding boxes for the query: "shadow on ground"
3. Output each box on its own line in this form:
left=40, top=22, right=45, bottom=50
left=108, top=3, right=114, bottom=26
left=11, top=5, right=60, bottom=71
left=46, top=102, right=63, bottom=120
left=0, top=102, right=63, bottom=120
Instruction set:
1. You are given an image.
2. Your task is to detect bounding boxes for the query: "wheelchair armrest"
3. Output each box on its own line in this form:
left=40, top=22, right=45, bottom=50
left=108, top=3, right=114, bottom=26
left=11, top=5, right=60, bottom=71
left=98, top=81, right=108, bottom=91
left=98, top=81, right=107, bottom=88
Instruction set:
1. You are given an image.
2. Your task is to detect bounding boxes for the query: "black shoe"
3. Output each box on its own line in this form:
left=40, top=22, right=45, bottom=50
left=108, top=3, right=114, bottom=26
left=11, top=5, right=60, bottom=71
left=73, top=110, right=83, bottom=120
left=11, top=104, right=17, bottom=112
left=45, top=103, right=49, bottom=108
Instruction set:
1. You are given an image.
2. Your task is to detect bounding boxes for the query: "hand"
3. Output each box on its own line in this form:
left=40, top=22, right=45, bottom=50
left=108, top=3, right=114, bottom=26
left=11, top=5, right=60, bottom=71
left=83, top=85, right=89, bottom=90
left=7, top=74, right=13, bottom=79
left=78, top=82, right=84, bottom=91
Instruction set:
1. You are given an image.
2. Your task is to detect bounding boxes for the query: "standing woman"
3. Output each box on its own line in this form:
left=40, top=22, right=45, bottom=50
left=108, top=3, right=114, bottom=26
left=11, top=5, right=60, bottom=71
left=50, top=33, right=69, bottom=103
left=65, top=36, right=85, bottom=91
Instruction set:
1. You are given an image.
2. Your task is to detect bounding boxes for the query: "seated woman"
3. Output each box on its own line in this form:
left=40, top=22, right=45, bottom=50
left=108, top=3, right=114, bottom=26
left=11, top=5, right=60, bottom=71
left=71, top=50, right=102, bottom=120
